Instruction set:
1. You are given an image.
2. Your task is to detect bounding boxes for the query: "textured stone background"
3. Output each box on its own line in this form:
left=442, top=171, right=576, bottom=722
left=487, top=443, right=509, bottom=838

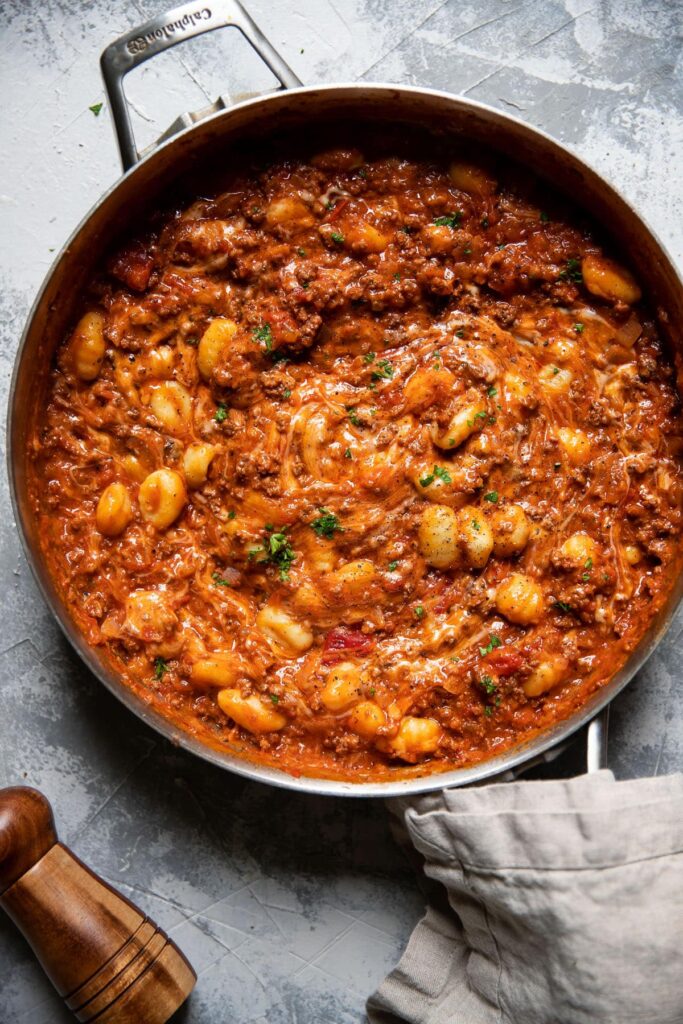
left=1, top=1, right=682, bottom=1021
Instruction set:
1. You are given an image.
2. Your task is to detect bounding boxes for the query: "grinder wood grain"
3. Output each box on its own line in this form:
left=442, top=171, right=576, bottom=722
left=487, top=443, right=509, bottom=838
left=0, top=786, right=196, bottom=1023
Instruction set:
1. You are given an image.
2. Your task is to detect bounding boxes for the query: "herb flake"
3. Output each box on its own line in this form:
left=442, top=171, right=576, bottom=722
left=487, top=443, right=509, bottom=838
left=560, top=257, right=583, bottom=283
left=253, top=323, right=273, bottom=351
left=310, top=508, right=344, bottom=539
left=433, top=212, right=462, bottom=228
left=371, top=358, right=394, bottom=382
left=478, top=674, right=497, bottom=695
left=420, top=465, right=452, bottom=488
left=212, top=571, right=233, bottom=587
left=479, top=635, right=502, bottom=658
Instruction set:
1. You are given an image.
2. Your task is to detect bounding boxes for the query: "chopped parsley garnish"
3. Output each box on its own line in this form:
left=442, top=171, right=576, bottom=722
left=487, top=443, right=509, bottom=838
left=479, top=635, right=502, bottom=658
left=368, top=687, right=376, bottom=697
left=481, top=217, right=489, bottom=228
left=554, top=600, right=573, bottom=614
left=253, top=323, right=273, bottom=351
left=363, top=352, right=376, bottom=364
left=346, top=406, right=361, bottom=426
left=227, top=510, right=236, bottom=520
left=471, top=519, right=481, bottom=532
left=433, top=212, right=462, bottom=228
left=420, top=465, right=452, bottom=488
left=478, top=674, right=497, bottom=695
left=455, top=328, right=465, bottom=338
left=540, top=211, right=550, bottom=222
left=484, top=491, right=498, bottom=503
left=487, top=385, right=497, bottom=397
left=344, top=447, right=353, bottom=459
left=270, top=693, right=280, bottom=704
left=255, top=530, right=296, bottom=581
left=467, top=410, right=489, bottom=427
left=484, top=705, right=493, bottom=717
left=582, top=557, right=593, bottom=582
left=393, top=272, right=401, bottom=281
left=212, top=571, right=233, bottom=587
left=401, top=225, right=413, bottom=234
left=414, top=605, right=425, bottom=619
left=585, top=557, right=593, bottom=570
left=215, top=403, right=229, bottom=423
left=330, top=231, right=344, bottom=244
left=561, top=257, right=583, bottom=283
left=185, top=335, right=198, bottom=346
left=283, top=388, right=292, bottom=399
left=358, top=168, right=368, bottom=179
left=310, top=508, right=344, bottom=539
left=388, top=560, right=399, bottom=571
left=89, top=102, right=103, bottom=116
left=297, top=248, right=306, bottom=257
left=552, top=366, right=560, bottom=376
left=574, top=323, right=585, bottom=333
left=371, top=358, right=394, bottom=382
left=153, top=657, right=168, bottom=681
left=463, top=246, right=472, bottom=256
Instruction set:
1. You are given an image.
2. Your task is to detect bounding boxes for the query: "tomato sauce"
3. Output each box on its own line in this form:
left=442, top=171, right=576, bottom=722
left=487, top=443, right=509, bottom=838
left=28, top=140, right=683, bottom=781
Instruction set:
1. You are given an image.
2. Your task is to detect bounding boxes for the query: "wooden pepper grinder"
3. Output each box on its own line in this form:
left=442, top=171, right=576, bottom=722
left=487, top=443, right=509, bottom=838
left=0, top=786, right=196, bottom=1022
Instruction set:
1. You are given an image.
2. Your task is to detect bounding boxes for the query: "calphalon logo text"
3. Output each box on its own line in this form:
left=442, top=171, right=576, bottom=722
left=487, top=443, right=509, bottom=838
left=127, top=8, right=212, bottom=54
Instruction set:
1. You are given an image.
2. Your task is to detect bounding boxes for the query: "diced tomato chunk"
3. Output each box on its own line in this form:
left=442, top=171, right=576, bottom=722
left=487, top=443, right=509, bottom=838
left=322, top=627, right=374, bottom=664
left=486, top=648, right=524, bottom=677
left=110, top=245, right=155, bottom=292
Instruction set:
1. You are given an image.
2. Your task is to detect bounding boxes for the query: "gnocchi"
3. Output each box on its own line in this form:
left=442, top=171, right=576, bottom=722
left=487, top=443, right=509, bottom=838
left=582, top=254, right=641, bottom=305
left=321, top=662, right=364, bottom=712
left=217, top=688, right=287, bottom=733
left=495, top=574, right=544, bottom=625
left=183, top=443, right=217, bottom=488
left=69, top=312, right=106, bottom=381
left=31, top=137, right=679, bottom=785
left=197, top=318, right=238, bottom=380
left=256, top=603, right=313, bottom=654
left=138, top=469, right=187, bottom=530
left=96, top=482, right=132, bottom=537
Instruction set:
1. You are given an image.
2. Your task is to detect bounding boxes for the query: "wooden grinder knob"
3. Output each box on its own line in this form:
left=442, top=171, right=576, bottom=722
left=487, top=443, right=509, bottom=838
left=0, top=787, right=195, bottom=1023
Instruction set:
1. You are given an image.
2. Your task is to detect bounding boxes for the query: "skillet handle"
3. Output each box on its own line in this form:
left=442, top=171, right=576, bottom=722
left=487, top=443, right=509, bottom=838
left=101, top=0, right=302, bottom=170
left=586, top=705, right=610, bottom=773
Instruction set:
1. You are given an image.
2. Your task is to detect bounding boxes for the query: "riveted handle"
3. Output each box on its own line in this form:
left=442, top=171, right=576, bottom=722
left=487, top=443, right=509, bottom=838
left=101, top=0, right=302, bottom=169
left=0, top=787, right=195, bottom=1023
left=586, top=704, right=610, bottom=773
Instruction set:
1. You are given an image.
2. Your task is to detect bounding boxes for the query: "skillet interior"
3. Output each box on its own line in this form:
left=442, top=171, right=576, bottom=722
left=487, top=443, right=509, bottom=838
left=9, top=85, right=683, bottom=796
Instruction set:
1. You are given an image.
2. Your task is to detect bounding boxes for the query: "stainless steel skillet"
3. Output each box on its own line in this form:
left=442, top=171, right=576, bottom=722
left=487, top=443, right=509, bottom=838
left=8, top=0, right=683, bottom=796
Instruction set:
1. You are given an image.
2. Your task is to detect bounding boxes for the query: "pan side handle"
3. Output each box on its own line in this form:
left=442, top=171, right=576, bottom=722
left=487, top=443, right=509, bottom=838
left=586, top=705, right=609, bottom=773
left=100, top=0, right=302, bottom=170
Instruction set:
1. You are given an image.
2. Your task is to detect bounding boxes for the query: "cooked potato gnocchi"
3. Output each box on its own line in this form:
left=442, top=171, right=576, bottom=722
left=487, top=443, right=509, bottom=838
left=69, top=312, right=106, bottom=381
left=495, top=574, right=544, bottom=625
left=138, top=469, right=187, bottom=530
left=32, top=137, right=681, bottom=785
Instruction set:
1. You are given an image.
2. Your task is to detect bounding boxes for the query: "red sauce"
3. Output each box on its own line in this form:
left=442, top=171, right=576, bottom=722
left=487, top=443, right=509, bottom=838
left=27, top=142, right=683, bottom=781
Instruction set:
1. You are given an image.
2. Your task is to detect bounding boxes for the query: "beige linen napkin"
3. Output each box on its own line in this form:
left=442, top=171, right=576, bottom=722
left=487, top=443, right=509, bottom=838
left=367, top=770, right=683, bottom=1024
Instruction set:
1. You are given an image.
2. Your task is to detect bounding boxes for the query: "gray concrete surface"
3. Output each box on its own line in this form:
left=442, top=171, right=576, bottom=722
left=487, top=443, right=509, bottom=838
left=1, top=1, right=682, bottom=1021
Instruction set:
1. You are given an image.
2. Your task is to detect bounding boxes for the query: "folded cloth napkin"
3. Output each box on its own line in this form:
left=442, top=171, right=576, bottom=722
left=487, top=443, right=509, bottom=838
left=367, top=770, right=683, bottom=1024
